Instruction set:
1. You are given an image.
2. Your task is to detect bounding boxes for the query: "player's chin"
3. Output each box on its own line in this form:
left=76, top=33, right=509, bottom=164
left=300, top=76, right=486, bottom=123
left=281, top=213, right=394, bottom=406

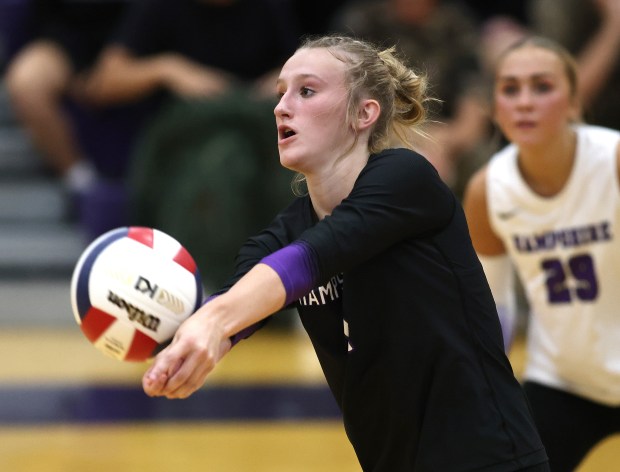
left=278, top=152, right=304, bottom=173
left=280, top=148, right=310, bottom=174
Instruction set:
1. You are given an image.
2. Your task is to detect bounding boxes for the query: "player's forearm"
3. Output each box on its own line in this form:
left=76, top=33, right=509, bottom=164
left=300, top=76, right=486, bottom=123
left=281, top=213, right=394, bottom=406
left=478, top=253, right=516, bottom=351
left=200, top=263, right=287, bottom=340
left=84, top=48, right=176, bottom=105
left=576, top=17, right=620, bottom=107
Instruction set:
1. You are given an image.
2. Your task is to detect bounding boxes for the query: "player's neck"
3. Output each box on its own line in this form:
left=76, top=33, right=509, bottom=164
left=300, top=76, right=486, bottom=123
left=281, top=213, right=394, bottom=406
left=306, top=150, right=370, bottom=220
left=516, top=128, right=577, bottom=197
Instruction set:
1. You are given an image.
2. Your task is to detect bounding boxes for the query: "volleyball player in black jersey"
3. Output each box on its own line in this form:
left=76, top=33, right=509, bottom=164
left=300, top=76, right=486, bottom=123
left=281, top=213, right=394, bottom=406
left=142, top=35, right=549, bottom=471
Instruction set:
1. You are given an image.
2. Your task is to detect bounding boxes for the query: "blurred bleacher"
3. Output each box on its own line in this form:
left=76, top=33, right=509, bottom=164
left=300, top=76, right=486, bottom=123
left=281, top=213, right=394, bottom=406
left=0, top=80, right=86, bottom=326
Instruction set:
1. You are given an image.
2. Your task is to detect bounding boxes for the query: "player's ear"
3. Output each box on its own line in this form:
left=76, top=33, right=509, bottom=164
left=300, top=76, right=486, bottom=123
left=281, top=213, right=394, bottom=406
left=357, top=99, right=380, bottom=131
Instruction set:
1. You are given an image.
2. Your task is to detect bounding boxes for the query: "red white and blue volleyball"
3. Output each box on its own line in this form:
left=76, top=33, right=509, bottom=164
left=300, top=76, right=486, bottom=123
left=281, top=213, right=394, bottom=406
left=70, top=226, right=203, bottom=362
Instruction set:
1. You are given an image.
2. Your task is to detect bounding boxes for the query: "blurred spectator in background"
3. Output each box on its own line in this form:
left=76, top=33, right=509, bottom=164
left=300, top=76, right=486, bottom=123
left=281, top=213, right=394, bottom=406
left=477, top=14, right=529, bottom=77
left=529, top=0, right=620, bottom=129
left=459, top=0, right=530, bottom=25
left=288, top=0, right=351, bottom=37
left=83, top=0, right=301, bottom=288
left=473, top=9, right=529, bottom=162
left=84, top=0, right=298, bottom=106
left=0, top=0, right=36, bottom=71
left=3, top=0, right=131, bottom=229
left=331, top=0, right=494, bottom=198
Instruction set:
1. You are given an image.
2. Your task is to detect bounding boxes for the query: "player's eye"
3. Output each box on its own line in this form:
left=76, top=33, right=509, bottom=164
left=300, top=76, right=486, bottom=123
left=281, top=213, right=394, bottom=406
left=499, top=83, right=519, bottom=96
left=533, top=82, right=553, bottom=94
left=300, top=87, right=315, bottom=98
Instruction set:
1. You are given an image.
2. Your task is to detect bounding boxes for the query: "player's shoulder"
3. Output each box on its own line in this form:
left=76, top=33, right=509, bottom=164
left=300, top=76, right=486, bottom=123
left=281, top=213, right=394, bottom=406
left=483, top=143, right=520, bottom=188
left=373, top=146, right=430, bottom=163
left=488, top=142, right=518, bottom=165
left=365, top=147, right=441, bottom=180
left=575, top=124, right=620, bottom=169
left=463, top=164, right=489, bottom=206
left=357, top=148, right=454, bottom=212
left=577, top=123, right=620, bottom=141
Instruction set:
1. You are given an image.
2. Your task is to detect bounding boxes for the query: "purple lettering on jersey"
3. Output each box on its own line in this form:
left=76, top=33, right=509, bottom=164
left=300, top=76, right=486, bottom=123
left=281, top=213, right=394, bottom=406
left=512, top=221, right=612, bottom=253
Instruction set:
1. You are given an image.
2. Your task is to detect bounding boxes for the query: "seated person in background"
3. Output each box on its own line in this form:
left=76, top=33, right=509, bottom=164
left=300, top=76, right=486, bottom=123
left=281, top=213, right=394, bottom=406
left=82, top=0, right=301, bottom=288
left=529, top=0, right=620, bottom=129
left=83, top=0, right=300, bottom=106
left=4, top=0, right=129, bottom=213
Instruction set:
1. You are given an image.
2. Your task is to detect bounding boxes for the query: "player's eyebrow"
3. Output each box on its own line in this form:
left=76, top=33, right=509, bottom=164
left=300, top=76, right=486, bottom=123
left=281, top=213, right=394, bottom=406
left=496, top=72, right=555, bottom=82
left=276, top=73, right=326, bottom=86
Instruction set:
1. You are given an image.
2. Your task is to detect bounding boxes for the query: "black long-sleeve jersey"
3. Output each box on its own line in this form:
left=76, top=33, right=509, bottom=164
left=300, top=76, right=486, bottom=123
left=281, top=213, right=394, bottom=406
left=217, top=148, right=547, bottom=471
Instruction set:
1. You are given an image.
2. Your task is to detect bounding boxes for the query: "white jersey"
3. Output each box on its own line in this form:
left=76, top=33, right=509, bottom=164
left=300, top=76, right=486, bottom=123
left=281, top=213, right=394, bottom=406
left=487, top=124, right=620, bottom=405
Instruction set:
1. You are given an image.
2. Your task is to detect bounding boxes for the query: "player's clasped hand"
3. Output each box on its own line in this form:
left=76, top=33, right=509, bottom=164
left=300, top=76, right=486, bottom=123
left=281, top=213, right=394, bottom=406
left=142, top=312, right=232, bottom=399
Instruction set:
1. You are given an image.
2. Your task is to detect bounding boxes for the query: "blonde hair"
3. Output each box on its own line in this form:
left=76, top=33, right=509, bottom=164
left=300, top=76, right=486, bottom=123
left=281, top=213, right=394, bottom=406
left=300, top=35, right=431, bottom=154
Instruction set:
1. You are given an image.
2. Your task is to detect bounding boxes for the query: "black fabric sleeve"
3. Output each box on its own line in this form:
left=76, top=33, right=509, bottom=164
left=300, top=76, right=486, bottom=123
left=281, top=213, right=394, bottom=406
left=299, top=148, right=455, bottom=283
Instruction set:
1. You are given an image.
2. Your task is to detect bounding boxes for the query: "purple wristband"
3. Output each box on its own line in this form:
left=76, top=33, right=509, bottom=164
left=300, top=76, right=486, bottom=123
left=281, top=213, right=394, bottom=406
left=260, top=241, right=318, bottom=306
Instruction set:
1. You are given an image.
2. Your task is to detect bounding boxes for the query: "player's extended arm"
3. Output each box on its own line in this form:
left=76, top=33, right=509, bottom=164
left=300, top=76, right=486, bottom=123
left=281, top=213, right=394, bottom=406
left=143, top=242, right=317, bottom=399
left=463, top=166, right=515, bottom=351
left=478, top=254, right=516, bottom=351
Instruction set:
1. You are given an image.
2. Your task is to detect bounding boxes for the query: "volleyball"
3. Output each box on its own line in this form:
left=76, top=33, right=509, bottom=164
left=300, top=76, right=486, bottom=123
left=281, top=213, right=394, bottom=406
left=70, top=226, right=203, bottom=362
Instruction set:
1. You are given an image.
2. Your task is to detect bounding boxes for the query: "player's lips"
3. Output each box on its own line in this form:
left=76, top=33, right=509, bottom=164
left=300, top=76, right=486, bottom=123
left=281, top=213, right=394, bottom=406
left=515, top=120, right=536, bottom=129
left=278, top=125, right=297, bottom=144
